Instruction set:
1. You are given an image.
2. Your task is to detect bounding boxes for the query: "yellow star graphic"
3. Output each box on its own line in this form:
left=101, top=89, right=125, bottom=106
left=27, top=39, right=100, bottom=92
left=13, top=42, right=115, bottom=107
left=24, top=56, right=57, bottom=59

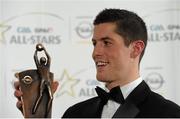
left=0, top=23, right=11, bottom=43
left=56, top=69, right=80, bottom=97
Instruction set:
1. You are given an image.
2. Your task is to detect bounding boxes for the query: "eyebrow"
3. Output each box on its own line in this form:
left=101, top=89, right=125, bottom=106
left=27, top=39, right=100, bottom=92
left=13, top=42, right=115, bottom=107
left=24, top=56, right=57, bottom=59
left=92, top=36, right=112, bottom=42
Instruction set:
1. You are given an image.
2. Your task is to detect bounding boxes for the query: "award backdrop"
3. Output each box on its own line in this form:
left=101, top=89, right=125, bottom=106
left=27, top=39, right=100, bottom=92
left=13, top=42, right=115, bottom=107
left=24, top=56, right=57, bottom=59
left=0, top=0, right=180, bottom=117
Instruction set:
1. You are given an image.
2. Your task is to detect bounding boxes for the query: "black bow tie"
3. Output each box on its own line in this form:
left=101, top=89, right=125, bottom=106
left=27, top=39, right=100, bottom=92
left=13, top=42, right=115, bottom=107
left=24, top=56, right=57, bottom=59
left=95, top=86, right=125, bottom=105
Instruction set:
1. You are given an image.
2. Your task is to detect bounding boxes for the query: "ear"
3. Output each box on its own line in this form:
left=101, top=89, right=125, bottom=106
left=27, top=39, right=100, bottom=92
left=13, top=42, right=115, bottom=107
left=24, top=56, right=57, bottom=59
left=130, top=40, right=145, bottom=59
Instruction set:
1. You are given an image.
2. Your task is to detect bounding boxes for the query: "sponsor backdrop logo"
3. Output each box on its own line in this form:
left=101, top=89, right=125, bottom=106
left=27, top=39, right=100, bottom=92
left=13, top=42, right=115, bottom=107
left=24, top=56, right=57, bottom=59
left=0, top=12, right=65, bottom=45
left=145, top=9, right=180, bottom=43
left=55, top=68, right=101, bottom=98
left=145, top=72, right=164, bottom=90
left=71, top=16, right=93, bottom=44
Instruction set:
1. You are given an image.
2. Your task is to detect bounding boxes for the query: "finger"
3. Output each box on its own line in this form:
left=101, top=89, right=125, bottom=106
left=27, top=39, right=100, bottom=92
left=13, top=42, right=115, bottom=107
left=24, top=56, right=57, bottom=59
left=14, top=89, right=23, bottom=99
left=14, top=81, right=20, bottom=90
left=16, top=101, right=23, bottom=112
left=52, top=81, right=59, bottom=93
left=16, top=100, right=22, bottom=109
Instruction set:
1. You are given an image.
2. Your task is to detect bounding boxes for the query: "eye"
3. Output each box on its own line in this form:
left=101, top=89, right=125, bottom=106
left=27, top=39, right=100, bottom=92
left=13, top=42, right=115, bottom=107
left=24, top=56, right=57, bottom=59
left=92, top=40, right=96, bottom=46
left=104, top=40, right=111, bottom=46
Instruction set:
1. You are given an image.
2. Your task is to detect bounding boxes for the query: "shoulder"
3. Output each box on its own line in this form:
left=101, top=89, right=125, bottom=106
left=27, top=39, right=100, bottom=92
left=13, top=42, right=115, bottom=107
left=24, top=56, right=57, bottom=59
left=143, top=90, right=180, bottom=117
left=150, top=91, right=180, bottom=108
left=136, top=81, right=180, bottom=112
left=62, top=96, right=100, bottom=118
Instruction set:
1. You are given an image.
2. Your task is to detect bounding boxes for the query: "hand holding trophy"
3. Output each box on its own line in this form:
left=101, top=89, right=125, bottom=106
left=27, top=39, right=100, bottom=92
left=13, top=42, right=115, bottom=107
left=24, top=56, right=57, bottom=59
left=15, top=43, right=54, bottom=118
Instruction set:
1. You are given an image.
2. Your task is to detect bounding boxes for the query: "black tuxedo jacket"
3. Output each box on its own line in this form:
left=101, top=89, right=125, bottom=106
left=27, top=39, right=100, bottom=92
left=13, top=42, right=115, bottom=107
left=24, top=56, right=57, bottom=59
left=62, top=81, right=180, bottom=118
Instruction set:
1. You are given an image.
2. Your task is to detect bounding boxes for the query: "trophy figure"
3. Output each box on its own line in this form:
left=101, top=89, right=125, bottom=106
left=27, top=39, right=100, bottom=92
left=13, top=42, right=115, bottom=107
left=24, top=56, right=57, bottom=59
left=15, top=43, right=53, bottom=118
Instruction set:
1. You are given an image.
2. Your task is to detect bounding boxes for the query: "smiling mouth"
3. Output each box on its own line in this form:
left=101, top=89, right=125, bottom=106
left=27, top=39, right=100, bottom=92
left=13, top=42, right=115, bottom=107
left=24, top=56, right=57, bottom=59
left=96, top=61, right=109, bottom=67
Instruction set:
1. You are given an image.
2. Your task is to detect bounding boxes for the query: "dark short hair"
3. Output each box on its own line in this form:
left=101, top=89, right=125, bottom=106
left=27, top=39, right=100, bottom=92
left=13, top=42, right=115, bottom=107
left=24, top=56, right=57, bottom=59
left=93, top=8, right=147, bottom=62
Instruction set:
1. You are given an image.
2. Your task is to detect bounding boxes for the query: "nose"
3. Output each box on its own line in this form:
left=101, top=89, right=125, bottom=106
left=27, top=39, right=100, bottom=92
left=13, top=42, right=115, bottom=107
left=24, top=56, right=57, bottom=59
left=92, top=43, right=104, bottom=60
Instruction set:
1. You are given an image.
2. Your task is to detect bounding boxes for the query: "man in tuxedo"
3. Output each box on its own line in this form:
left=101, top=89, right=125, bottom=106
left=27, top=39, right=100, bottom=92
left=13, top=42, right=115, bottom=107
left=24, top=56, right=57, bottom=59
left=14, top=8, right=180, bottom=118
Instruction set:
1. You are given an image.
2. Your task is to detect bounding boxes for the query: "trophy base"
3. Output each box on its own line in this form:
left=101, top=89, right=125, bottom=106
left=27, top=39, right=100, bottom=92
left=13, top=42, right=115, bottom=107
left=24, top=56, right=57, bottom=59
left=15, top=69, right=53, bottom=118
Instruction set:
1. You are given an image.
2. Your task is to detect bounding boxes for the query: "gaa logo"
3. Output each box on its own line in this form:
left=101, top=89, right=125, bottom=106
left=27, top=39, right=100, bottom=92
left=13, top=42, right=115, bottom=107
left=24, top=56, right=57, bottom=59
left=145, top=72, right=164, bottom=90
left=75, top=21, right=93, bottom=39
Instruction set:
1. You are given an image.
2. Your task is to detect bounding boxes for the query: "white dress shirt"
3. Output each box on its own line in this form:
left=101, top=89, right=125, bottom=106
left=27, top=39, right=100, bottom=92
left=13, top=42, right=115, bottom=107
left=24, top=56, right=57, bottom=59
left=101, top=77, right=143, bottom=118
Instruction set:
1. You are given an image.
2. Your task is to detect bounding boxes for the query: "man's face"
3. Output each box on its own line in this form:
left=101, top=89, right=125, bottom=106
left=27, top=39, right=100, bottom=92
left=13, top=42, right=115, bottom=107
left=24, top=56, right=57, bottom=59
left=92, top=23, right=133, bottom=83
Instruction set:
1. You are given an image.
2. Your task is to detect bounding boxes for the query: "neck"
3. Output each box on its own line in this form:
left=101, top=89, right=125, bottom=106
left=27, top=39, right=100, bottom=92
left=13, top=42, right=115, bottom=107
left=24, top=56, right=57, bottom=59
left=104, top=59, right=141, bottom=90
left=105, top=71, right=140, bottom=90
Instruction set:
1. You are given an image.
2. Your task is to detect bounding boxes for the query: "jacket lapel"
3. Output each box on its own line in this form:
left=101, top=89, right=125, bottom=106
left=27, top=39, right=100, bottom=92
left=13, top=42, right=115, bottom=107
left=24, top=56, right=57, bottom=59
left=112, top=81, right=150, bottom=118
left=113, top=100, right=139, bottom=118
left=89, top=97, right=105, bottom=118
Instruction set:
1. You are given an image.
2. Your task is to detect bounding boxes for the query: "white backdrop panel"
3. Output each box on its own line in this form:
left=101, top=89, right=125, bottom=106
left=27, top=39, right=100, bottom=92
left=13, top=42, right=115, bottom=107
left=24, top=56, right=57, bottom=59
left=0, top=0, right=180, bottom=117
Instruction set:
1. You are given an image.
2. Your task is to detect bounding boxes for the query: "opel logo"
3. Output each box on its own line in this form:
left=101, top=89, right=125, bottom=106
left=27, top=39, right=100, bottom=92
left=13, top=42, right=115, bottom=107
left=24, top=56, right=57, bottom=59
left=145, top=72, right=164, bottom=90
left=76, top=21, right=93, bottom=39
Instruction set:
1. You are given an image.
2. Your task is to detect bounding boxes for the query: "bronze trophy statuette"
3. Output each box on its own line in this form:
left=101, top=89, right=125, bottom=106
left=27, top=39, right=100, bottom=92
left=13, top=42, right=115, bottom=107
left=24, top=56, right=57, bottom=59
left=15, top=43, right=54, bottom=118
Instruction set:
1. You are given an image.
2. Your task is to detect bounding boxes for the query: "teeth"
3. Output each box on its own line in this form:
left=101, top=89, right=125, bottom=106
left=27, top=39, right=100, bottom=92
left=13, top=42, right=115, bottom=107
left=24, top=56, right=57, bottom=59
left=96, top=61, right=108, bottom=66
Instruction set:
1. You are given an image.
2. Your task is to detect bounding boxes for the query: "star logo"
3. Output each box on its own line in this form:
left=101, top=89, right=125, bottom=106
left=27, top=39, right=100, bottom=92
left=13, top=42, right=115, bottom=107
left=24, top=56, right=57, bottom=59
left=56, top=69, right=80, bottom=97
left=0, top=23, right=11, bottom=43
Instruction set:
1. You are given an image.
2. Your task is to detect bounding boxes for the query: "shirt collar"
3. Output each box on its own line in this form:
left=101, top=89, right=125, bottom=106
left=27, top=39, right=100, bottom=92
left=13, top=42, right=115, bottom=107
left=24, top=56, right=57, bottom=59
left=104, top=77, right=143, bottom=99
left=120, top=77, right=143, bottom=99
